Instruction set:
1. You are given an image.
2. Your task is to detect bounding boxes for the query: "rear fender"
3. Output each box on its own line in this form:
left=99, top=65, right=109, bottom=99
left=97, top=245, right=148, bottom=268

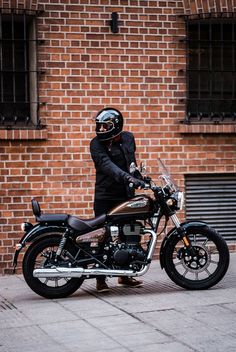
left=19, top=224, right=66, bottom=246
left=159, top=220, right=210, bottom=269
left=13, top=224, right=66, bottom=270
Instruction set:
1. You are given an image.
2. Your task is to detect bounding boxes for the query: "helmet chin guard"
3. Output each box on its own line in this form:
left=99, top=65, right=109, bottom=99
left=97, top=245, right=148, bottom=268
left=95, top=107, right=123, bottom=141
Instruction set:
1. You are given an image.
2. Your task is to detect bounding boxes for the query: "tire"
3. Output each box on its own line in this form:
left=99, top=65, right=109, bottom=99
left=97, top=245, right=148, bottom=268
left=23, top=235, right=84, bottom=299
left=163, top=226, right=230, bottom=290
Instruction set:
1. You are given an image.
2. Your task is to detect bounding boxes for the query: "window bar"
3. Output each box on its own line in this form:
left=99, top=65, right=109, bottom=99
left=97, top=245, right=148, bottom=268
left=0, top=11, right=3, bottom=106
left=233, top=23, right=236, bottom=120
left=198, top=20, right=200, bottom=120
left=23, top=10, right=28, bottom=124
left=186, top=16, right=190, bottom=122
left=35, top=16, right=40, bottom=127
left=209, top=16, right=213, bottom=120
left=232, top=22, right=235, bottom=110
left=11, top=10, right=17, bottom=125
left=220, top=21, right=223, bottom=119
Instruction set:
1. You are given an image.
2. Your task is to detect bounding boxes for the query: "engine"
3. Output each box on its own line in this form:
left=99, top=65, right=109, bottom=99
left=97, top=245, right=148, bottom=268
left=108, top=222, right=147, bottom=270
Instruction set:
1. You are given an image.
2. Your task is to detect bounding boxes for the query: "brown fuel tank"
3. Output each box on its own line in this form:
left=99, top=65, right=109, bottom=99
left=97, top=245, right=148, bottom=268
left=107, top=195, right=153, bottom=216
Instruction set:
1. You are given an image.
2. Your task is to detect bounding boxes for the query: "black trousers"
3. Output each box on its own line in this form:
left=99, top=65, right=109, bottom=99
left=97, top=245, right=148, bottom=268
left=94, top=198, right=125, bottom=283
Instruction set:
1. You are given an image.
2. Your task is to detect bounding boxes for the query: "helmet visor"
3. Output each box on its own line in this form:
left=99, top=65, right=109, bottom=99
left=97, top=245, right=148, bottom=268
left=95, top=121, right=114, bottom=134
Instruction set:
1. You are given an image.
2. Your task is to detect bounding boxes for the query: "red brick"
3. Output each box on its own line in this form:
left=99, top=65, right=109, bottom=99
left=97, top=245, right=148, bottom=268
left=0, top=0, right=236, bottom=275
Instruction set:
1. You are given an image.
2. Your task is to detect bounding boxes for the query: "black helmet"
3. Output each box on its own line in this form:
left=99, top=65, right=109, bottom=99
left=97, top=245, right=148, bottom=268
left=95, top=107, right=123, bottom=141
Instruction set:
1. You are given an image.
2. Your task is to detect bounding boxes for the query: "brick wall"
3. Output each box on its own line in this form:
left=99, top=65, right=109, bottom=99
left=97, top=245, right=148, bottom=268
left=0, top=0, right=236, bottom=274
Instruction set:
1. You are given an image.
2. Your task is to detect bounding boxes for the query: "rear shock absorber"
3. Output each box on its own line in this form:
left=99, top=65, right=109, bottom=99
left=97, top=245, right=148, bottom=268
left=56, top=229, right=70, bottom=257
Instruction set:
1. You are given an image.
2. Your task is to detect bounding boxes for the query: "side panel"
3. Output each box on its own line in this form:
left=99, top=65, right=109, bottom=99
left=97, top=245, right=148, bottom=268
left=159, top=220, right=210, bottom=269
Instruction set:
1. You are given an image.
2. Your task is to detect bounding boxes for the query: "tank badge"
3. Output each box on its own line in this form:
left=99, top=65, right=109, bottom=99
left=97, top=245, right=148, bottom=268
left=127, top=199, right=148, bottom=208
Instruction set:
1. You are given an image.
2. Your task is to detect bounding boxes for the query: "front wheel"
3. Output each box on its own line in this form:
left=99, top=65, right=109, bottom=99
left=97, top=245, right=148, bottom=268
left=23, top=235, right=84, bottom=299
left=164, top=226, right=230, bottom=290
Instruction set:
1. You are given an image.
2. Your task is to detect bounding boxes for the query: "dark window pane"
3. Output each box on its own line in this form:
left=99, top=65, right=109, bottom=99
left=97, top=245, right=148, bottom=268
left=212, top=72, right=221, bottom=99
left=223, top=44, right=233, bottom=69
left=200, top=24, right=209, bottom=41
left=200, top=45, right=209, bottom=69
left=2, top=72, right=13, bottom=101
left=188, top=23, right=198, bottom=40
left=212, top=45, right=221, bottom=70
left=187, top=100, right=198, bottom=115
left=188, top=46, right=198, bottom=69
left=2, top=41, right=12, bottom=70
left=2, top=16, right=12, bottom=39
left=15, top=73, right=27, bottom=101
left=15, top=40, right=27, bottom=71
left=212, top=24, right=221, bottom=41
left=223, top=23, right=232, bottom=41
left=200, top=73, right=210, bottom=98
left=0, top=11, right=35, bottom=127
left=223, top=72, right=233, bottom=98
left=186, top=16, right=236, bottom=123
left=189, top=71, right=199, bottom=98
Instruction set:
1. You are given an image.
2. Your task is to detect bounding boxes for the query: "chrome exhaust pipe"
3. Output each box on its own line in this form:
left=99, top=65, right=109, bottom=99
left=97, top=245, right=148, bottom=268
left=33, top=229, right=157, bottom=279
left=33, top=267, right=84, bottom=278
left=33, top=267, right=136, bottom=278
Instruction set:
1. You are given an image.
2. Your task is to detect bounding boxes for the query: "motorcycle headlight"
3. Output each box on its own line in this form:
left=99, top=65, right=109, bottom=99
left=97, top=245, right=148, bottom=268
left=167, top=192, right=184, bottom=210
left=176, top=191, right=184, bottom=210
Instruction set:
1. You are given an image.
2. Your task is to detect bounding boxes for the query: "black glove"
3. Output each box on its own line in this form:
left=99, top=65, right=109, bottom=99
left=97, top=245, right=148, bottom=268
left=127, top=176, right=145, bottom=189
left=143, top=176, right=152, bottom=184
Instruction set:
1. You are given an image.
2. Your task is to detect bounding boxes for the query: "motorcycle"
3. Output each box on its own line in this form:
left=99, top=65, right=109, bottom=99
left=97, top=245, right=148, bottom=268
left=13, top=159, right=230, bottom=299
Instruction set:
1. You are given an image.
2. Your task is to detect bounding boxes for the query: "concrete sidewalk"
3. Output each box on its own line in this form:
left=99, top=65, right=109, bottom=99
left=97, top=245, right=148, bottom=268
left=0, top=254, right=236, bottom=352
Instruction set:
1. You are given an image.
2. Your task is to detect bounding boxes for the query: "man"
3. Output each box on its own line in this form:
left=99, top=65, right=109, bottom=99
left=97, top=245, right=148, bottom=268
left=90, top=107, right=145, bottom=293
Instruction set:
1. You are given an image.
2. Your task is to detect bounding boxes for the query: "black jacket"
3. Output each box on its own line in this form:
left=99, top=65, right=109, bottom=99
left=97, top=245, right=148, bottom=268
left=90, top=131, right=137, bottom=201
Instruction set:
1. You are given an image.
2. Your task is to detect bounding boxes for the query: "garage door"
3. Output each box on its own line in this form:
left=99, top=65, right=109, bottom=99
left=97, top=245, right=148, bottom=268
left=185, top=174, right=236, bottom=240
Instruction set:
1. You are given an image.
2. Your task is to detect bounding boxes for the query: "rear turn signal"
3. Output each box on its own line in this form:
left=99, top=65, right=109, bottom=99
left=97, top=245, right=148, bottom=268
left=21, top=222, right=33, bottom=232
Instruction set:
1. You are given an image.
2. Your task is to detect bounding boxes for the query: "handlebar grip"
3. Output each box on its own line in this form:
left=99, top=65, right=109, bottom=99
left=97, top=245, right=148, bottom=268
left=129, top=182, right=150, bottom=190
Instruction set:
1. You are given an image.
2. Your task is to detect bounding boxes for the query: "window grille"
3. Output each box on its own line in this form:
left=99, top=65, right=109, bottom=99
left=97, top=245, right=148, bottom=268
left=184, top=12, right=236, bottom=124
left=185, top=173, right=236, bottom=240
left=0, top=8, right=39, bottom=128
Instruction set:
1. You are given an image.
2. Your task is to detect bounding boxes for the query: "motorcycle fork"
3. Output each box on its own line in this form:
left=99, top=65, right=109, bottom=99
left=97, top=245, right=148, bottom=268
left=156, top=188, right=196, bottom=255
left=170, top=213, right=196, bottom=256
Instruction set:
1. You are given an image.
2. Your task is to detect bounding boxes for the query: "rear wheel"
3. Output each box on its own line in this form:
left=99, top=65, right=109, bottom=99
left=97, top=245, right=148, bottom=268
left=164, top=226, right=230, bottom=290
left=23, top=235, right=84, bottom=299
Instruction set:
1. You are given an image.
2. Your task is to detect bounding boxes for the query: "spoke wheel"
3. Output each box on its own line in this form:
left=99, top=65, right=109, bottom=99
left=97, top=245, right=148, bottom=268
left=23, top=235, right=84, bottom=299
left=164, top=226, right=230, bottom=290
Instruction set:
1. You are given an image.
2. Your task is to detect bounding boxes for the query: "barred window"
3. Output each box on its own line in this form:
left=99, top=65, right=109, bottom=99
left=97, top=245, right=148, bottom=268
left=185, top=13, right=236, bottom=124
left=0, top=9, right=38, bottom=128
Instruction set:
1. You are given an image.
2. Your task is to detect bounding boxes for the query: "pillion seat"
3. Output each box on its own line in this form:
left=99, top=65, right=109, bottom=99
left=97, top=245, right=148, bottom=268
left=31, top=198, right=68, bottom=224
left=31, top=198, right=106, bottom=232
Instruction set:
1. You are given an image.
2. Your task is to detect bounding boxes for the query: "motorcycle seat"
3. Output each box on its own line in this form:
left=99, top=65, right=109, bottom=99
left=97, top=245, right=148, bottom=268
left=68, top=214, right=106, bottom=233
left=31, top=198, right=68, bottom=224
left=36, top=214, right=69, bottom=223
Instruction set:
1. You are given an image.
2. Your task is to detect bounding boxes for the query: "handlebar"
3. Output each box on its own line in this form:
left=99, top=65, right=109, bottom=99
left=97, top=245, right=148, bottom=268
left=128, top=182, right=150, bottom=189
left=129, top=182, right=159, bottom=192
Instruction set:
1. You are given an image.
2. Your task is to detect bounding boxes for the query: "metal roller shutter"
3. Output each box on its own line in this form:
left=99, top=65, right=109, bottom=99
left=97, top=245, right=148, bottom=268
left=185, top=174, right=236, bottom=240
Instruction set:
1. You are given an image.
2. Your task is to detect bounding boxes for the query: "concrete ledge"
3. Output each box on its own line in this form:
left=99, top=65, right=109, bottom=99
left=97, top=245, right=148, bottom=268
left=178, top=124, right=236, bottom=134
left=0, top=128, right=48, bottom=140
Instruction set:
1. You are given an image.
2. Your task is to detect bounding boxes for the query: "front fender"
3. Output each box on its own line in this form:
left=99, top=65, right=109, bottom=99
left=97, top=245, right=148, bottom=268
left=13, top=224, right=66, bottom=270
left=159, top=220, right=210, bottom=269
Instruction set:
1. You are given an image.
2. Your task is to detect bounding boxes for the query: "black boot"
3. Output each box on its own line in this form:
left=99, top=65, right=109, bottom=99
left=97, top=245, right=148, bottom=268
left=118, top=277, right=143, bottom=287
left=96, top=277, right=110, bottom=293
